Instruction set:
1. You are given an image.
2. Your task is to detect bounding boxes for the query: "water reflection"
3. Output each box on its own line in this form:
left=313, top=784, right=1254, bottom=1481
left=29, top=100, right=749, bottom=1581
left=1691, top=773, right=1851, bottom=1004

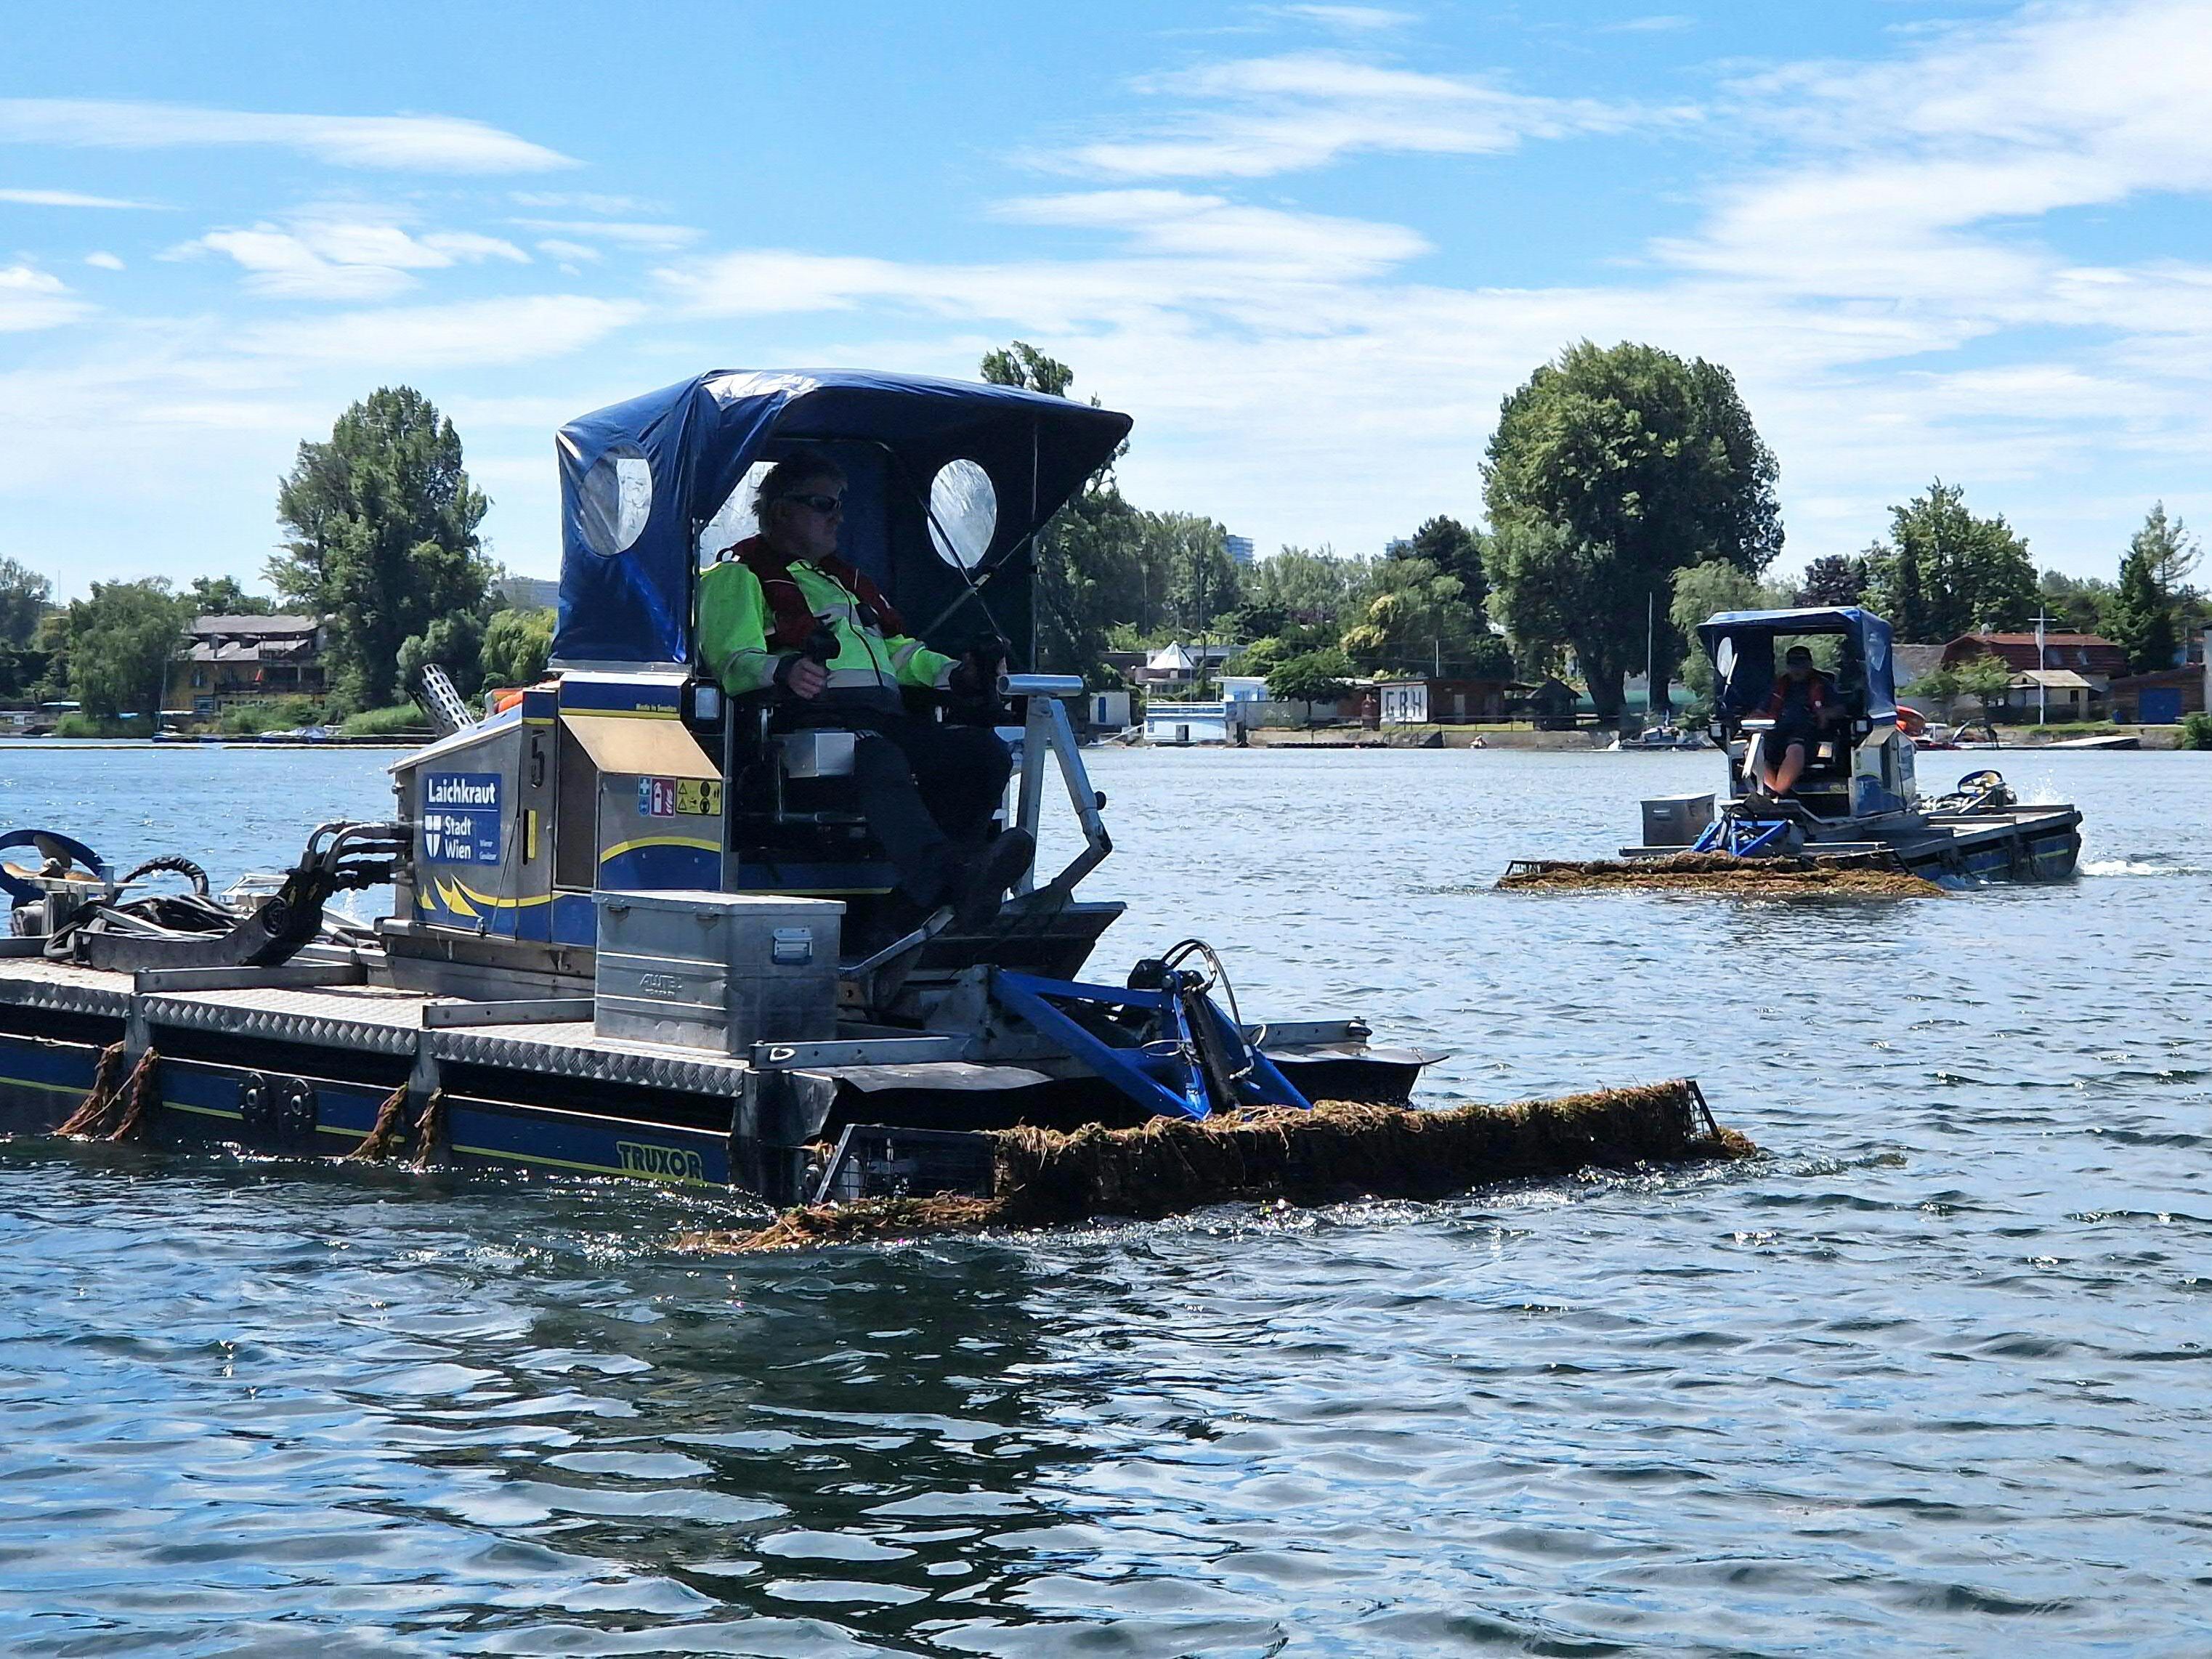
left=0, top=746, right=2207, bottom=1653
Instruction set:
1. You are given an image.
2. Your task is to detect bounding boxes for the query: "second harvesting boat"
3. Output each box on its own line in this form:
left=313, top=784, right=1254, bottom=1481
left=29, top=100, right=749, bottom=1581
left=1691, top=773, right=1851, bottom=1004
left=1508, top=604, right=2081, bottom=892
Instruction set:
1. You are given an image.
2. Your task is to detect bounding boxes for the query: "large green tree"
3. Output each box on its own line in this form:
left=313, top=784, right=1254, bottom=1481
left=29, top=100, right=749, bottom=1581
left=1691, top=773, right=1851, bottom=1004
left=480, top=606, right=556, bottom=689
left=185, top=575, right=275, bottom=617
left=1404, top=516, right=1487, bottom=614
left=0, top=557, right=54, bottom=700
left=1142, top=511, right=1239, bottom=639
left=2037, top=568, right=2114, bottom=637
left=1796, top=553, right=1870, bottom=607
left=1265, top=646, right=1354, bottom=713
left=1482, top=340, right=1781, bottom=716
left=1340, top=555, right=1508, bottom=677
left=270, top=387, right=493, bottom=709
left=1863, top=481, right=2035, bottom=641
left=1244, top=546, right=1369, bottom=625
left=2105, top=502, right=2200, bottom=673
left=0, top=557, right=50, bottom=650
left=62, top=578, right=187, bottom=722
left=979, top=341, right=1073, bottom=399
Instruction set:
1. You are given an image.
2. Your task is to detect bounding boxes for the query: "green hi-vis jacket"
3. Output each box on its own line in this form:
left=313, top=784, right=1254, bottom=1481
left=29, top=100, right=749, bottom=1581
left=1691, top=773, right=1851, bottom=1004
left=696, top=556, right=955, bottom=699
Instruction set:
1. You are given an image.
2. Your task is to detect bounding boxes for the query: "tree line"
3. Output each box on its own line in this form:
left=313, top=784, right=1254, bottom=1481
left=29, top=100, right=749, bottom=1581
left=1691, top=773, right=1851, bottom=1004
left=1005, top=336, right=2203, bottom=715
left=17, top=352, right=2199, bottom=734
left=5, top=387, right=556, bottom=733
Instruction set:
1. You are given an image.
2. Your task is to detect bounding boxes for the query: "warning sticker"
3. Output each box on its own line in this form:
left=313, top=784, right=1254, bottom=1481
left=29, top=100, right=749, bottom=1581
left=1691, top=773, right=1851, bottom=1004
left=638, top=776, right=723, bottom=818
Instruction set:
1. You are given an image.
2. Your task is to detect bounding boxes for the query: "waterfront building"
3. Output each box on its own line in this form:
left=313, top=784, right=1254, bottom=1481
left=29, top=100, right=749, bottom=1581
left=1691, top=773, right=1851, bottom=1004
left=168, top=614, right=328, bottom=715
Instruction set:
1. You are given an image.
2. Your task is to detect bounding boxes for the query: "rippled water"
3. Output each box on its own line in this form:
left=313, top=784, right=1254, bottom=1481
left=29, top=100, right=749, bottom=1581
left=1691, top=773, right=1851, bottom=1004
left=1, top=742, right=2207, bottom=1655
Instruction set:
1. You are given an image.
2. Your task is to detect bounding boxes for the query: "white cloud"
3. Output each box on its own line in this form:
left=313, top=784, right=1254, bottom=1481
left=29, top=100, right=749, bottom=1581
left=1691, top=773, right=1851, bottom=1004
left=507, top=217, right=702, bottom=249
left=997, top=190, right=1429, bottom=275
left=84, top=251, right=125, bottom=271
left=1274, top=5, right=1417, bottom=31
left=175, top=217, right=531, bottom=300
left=0, top=187, right=155, bottom=208
left=1663, top=0, right=2212, bottom=325
left=509, top=190, right=662, bottom=214
left=1056, top=51, right=1664, bottom=178
left=657, top=192, right=1436, bottom=336
left=0, top=98, right=572, bottom=172
left=239, top=293, right=642, bottom=367
left=652, top=4, right=2212, bottom=572
left=0, top=264, right=87, bottom=331
left=535, top=238, right=602, bottom=262
left=1602, top=15, right=1693, bottom=33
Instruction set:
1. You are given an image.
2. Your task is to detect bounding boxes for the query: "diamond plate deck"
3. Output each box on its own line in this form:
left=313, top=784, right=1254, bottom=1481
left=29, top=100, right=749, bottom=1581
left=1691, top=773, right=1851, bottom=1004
left=0, top=959, right=751, bottom=1093
left=0, top=957, right=135, bottom=1018
left=429, top=1022, right=749, bottom=1092
left=142, top=983, right=427, bottom=1057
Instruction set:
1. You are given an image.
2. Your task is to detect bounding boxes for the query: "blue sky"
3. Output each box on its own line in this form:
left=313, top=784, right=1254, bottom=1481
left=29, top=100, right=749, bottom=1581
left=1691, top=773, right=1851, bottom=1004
left=4, top=0, right=2207, bottom=597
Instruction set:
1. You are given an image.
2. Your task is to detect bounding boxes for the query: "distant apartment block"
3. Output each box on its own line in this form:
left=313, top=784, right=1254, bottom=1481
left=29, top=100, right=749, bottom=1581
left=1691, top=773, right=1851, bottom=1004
left=1224, top=534, right=1255, bottom=567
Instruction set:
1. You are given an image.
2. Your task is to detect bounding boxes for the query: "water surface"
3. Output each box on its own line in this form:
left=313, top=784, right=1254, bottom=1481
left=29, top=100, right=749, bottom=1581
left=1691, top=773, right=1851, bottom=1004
left=0, top=742, right=2206, bottom=1655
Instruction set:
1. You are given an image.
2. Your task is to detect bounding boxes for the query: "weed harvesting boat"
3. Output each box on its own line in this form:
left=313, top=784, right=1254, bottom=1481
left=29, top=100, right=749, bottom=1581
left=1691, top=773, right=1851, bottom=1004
left=1504, top=606, right=2081, bottom=893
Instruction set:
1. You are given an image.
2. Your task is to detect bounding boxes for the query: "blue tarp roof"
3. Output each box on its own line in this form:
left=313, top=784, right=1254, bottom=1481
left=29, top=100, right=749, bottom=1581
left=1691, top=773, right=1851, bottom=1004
left=554, top=369, right=1133, bottom=668
left=1696, top=605, right=1897, bottom=721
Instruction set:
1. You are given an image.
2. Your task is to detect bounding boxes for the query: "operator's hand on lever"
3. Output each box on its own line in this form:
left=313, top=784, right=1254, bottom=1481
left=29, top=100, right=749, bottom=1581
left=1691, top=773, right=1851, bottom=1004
left=776, top=655, right=829, bottom=699
left=947, top=638, right=1009, bottom=701
left=774, top=624, right=839, bottom=700
left=947, top=654, right=992, bottom=700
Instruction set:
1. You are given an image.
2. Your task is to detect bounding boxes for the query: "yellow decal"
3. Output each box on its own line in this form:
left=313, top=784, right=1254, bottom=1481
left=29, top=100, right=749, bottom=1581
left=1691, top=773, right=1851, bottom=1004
left=425, top=876, right=551, bottom=914
left=599, top=835, right=719, bottom=862
left=434, top=878, right=480, bottom=919
left=676, top=779, right=723, bottom=817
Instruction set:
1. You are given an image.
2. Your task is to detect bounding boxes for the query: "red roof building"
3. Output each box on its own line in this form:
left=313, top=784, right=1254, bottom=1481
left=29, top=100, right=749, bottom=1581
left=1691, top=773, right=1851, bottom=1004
left=1940, top=631, right=2130, bottom=682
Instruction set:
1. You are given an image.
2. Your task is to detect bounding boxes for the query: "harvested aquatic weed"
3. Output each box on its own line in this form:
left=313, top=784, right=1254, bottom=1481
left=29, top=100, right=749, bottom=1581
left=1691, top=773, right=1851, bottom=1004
left=681, top=1079, right=1752, bottom=1252
left=1498, top=851, right=1942, bottom=897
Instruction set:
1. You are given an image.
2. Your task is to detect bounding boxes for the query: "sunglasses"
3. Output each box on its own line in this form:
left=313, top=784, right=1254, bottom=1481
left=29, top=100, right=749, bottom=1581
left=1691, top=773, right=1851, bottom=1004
left=784, top=492, right=843, bottom=516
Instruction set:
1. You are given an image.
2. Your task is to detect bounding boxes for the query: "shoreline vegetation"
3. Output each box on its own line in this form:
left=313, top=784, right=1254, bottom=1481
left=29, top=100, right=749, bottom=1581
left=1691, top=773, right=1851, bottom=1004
left=10, top=344, right=2201, bottom=752
left=1, top=718, right=2196, bottom=751
left=1207, top=723, right=2199, bottom=752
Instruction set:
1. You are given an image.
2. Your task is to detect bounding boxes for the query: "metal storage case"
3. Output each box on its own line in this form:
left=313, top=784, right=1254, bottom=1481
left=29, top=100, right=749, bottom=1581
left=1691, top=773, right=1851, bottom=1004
left=1641, top=792, right=1716, bottom=848
left=593, top=889, right=843, bottom=1052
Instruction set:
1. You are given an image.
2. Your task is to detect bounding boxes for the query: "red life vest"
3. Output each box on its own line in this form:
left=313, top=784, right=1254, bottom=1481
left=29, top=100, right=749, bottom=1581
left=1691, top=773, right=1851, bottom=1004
left=728, top=535, right=909, bottom=651
left=1760, top=671, right=1831, bottom=718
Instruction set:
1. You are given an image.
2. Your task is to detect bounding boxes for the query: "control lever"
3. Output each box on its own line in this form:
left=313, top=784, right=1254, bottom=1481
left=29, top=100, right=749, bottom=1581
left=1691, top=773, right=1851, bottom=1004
left=775, top=625, right=841, bottom=702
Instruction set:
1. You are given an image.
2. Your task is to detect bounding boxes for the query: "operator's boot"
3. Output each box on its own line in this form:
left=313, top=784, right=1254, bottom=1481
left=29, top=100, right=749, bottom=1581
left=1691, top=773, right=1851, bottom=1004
left=949, top=829, right=1035, bottom=933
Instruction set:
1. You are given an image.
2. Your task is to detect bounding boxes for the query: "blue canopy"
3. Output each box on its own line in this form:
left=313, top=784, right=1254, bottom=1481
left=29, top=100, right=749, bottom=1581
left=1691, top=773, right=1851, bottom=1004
left=1696, top=606, right=1897, bottom=722
left=554, top=369, right=1133, bottom=668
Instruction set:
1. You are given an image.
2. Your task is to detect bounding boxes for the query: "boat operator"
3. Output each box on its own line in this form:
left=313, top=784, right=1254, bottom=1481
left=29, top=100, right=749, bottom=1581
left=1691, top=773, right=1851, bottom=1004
left=1752, top=644, right=1842, bottom=798
left=696, top=447, right=1033, bottom=930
